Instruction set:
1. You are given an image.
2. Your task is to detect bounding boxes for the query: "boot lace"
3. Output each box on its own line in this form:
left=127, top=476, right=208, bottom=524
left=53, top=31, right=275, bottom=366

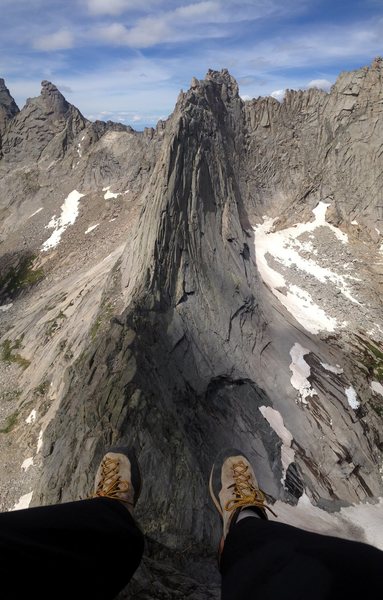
left=225, top=461, right=277, bottom=517
left=94, top=457, right=130, bottom=502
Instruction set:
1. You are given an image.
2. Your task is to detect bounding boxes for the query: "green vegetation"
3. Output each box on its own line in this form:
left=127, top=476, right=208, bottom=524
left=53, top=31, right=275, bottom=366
left=34, top=381, right=49, bottom=396
left=0, top=254, right=44, bottom=300
left=0, top=389, right=21, bottom=402
left=90, top=301, right=114, bottom=339
left=1, top=339, right=30, bottom=370
left=370, top=401, right=383, bottom=418
left=0, top=410, right=18, bottom=433
left=354, top=334, right=383, bottom=381
left=45, top=310, right=67, bottom=337
left=21, top=169, right=40, bottom=195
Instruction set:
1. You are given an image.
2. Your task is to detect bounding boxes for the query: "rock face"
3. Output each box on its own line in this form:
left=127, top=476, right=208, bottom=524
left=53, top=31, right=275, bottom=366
left=1, top=80, right=87, bottom=165
left=1, top=60, right=383, bottom=598
left=0, top=78, right=19, bottom=156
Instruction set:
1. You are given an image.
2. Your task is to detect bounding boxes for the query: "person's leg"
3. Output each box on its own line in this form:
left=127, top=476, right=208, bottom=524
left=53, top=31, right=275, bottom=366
left=0, top=447, right=144, bottom=599
left=210, top=448, right=383, bottom=600
left=221, top=515, right=383, bottom=600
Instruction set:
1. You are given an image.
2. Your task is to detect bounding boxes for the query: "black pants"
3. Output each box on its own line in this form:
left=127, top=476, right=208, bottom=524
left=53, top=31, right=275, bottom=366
left=0, top=499, right=382, bottom=599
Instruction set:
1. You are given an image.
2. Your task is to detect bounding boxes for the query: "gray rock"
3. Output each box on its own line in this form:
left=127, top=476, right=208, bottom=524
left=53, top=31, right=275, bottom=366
left=0, top=78, right=19, bottom=157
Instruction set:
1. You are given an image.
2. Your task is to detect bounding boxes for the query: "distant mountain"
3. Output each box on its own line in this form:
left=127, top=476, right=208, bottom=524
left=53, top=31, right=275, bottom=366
left=1, top=58, right=383, bottom=598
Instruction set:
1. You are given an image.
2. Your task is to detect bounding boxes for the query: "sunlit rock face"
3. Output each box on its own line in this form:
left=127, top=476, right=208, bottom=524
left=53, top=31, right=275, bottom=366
left=0, top=59, right=383, bottom=598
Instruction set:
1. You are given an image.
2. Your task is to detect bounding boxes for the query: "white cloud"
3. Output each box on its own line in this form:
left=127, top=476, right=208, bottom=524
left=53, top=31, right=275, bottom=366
left=271, top=89, right=285, bottom=101
left=86, top=0, right=152, bottom=15
left=33, top=29, right=74, bottom=51
left=93, top=1, right=298, bottom=49
left=96, top=4, right=227, bottom=49
left=174, top=1, right=220, bottom=20
left=307, top=78, right=332, bottom=91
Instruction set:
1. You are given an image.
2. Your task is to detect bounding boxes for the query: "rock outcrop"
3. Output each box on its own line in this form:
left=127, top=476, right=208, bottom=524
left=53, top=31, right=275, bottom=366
left=0, top=78, right=19, bottom=134
left=0, top=80, right=87, bottom=165
left=0, top=59, right=383, bottom=598
left=0, top=78, right=19, bottom=157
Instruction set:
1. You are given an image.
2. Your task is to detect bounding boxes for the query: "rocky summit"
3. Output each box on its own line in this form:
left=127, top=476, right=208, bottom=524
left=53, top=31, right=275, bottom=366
left=1, top=58, right=383, bottom=597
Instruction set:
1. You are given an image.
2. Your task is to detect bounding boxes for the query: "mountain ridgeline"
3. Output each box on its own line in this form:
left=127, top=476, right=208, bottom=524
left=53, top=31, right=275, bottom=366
left=0, top=59, right=383, bottom=598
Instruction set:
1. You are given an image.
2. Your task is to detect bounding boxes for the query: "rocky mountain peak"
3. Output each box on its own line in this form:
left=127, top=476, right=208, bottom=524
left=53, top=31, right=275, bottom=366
left=39, top=80, right=70, bottom=116
left=371, top=55, right=383, bottom=68
left=0, top=79, right=87, bottom=164
left=187, top=68, right=239, bottom=102
left=0, top=77, right=19, bottom=137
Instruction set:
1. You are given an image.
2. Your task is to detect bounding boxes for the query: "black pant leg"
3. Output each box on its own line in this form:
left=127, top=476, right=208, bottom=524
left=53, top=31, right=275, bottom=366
left=220, top=517, right=383, bottom=600
left=0, top=497, right=144, bottom=599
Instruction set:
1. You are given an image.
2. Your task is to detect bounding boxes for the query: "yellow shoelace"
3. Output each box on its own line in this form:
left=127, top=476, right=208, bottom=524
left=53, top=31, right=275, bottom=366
left=224, top=461, right=277, bottom=517
left=94, top=457, right=130, bottom=503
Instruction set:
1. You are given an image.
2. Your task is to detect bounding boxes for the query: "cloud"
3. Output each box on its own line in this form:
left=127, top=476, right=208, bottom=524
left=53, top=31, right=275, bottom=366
left=307, top=78, right=332, bottom=91
left=95, top=3, right=226, bottom=48
left=271, top=89, right=286, bottom=101
left=93, top=1, right=302, bottom=49
left=174, top=1, right=220, bottom=19
left=33, top=29, right=74, bottom=51
left=58, top=84, right=74, bottom=93
left=86, top=0, right=160, bottom=16
left=98, top=19, right=173, bottom=47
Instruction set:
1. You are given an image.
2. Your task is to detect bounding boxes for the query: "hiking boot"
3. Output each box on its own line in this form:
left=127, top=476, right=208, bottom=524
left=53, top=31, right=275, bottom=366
left=94, top=447, right=141, bottom=512
left=209, top=448, right=275, bottom=540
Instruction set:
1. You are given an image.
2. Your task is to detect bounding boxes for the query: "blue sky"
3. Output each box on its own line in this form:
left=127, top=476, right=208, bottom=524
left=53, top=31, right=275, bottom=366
left=1, top=0, right=382, bottom=128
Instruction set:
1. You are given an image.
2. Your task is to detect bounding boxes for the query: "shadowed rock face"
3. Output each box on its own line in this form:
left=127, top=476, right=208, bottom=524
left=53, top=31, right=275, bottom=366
left=1, top=61, right=383, bottom=598
left=0, top=78, right=19, bottom=156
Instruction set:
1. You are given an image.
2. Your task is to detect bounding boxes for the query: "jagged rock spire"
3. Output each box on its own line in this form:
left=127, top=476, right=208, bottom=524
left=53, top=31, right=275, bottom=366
left=40, top=80, right=71, bottom=116
left=0, top=77, right=19, bottom=136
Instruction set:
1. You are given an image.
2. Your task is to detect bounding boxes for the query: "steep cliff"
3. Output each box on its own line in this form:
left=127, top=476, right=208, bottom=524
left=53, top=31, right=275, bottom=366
left=0, top=59, right=383, bottom=598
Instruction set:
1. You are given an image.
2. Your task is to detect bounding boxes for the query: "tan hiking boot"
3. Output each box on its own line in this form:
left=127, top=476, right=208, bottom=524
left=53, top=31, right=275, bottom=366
left=93, top=447, right=141, bottom=513
left=209, top=448, right=275, bottom=540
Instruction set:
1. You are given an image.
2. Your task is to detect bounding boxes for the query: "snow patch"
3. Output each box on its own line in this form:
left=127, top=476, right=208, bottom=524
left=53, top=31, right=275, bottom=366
left=26, top=409, right=37, bottom=424
left=0, top=303, right=13, bottom=312
left=371, top=381, right=383, bottom=397
left=28, top=207, right=43, bottom=219
left=104, top=190, right=120, bottom=200
left=339, top=498, right=383, bottom=550
left=351, top=220, right=358, bottom=225
left=21, top=457, right=34, bottom=471
left=345, top=386, right=360, bottom=410
left=85, top=224, right=99, bottom=234
left=320, top=362, right=343, bottom=374
left=283, top=286, right=337, bottom=334
left=269, top=494, right=383, bottom=550
left=259, top=406, right=295, bottom=482
left=36, top=430, right=43, bottom=453
left=289, top=343, right=317, bottom=404
left=102, top=185, right=121, bottom=199
left=253, top=202, right=357, bottom=334
left=41, top=190, right=85, bottom=251
left=12, top=491, right=33, bottom=511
